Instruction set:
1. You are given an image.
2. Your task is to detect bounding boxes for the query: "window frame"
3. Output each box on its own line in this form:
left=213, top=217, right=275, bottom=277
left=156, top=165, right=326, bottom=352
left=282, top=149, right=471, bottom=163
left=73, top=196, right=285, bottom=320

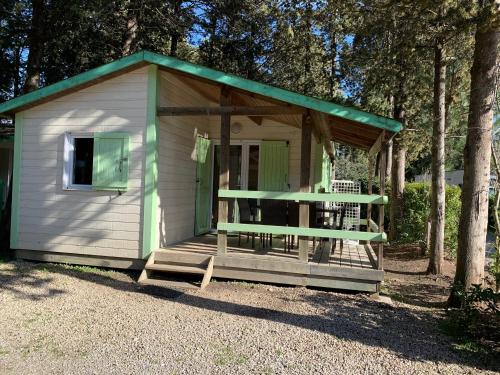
left=63, top=132, right=94, bottom=191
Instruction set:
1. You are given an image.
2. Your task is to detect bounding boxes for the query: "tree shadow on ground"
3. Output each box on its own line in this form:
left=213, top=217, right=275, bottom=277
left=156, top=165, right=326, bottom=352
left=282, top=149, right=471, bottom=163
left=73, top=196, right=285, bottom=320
left=1, top=261, right=498, bottom=372
left=384, top=268, right=427, bottom=276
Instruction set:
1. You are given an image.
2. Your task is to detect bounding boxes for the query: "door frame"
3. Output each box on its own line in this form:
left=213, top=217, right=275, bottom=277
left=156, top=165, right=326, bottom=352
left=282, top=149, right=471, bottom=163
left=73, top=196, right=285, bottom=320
left=209, top=139, right=261, bottom=230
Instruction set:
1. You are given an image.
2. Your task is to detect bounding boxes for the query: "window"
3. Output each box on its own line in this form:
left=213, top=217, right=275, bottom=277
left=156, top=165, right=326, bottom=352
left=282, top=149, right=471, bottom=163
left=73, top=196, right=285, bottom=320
left=63, top=132, right=129, bottom=191
left=64, top=133, right=94, bottom=190
left=73, top=137, right=94, bottom=185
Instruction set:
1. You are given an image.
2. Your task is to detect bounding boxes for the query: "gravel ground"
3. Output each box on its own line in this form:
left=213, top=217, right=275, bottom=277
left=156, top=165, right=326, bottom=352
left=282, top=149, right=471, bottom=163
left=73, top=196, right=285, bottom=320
left=0, top=261, right=498, bottom=375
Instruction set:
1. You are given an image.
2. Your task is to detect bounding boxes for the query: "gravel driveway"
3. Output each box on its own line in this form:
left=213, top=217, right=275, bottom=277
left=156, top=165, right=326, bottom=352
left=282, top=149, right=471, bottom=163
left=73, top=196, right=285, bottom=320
left=0, top=261, right=497, bottom=375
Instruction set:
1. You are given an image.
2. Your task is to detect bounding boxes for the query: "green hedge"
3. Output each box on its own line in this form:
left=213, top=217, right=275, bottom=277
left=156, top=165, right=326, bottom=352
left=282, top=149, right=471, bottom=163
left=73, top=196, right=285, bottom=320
left=394, top=182, right=461, bottom=256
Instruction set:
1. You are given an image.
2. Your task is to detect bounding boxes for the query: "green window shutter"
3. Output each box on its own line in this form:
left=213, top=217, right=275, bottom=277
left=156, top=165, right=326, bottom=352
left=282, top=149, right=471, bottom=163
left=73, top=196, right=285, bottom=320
left=92, top=132, right=130, bottom=190
left=258, top=141, right=289, bottom=191
left=195, top=136, right=212, bottom=235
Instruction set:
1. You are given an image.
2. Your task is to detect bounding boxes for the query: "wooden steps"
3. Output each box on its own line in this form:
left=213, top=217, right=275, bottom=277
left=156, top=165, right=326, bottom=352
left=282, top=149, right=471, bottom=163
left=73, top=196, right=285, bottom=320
left=138, top=250, right=214, bottom=290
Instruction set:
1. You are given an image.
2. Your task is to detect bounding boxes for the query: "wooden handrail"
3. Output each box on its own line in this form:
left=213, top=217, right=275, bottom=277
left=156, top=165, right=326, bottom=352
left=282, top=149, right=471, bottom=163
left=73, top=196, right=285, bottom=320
left=218, top=189, right=388, bottom=205
left=217, top=223, right=387, bottom=242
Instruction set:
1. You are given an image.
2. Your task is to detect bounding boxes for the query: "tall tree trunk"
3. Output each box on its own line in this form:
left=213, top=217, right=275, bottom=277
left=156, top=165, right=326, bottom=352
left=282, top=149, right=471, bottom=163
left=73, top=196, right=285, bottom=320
left=24, top=0, right=45, bottom=93
left=389, top=102, right=406, bottom=241
left=207, top=14, right=217, bottom=67
left=122, top=9, right=138, bottom=56
left=428, top=42, right=447, bottom=274
left=13, top=47, right=21, bottom=97
left=385, top=95, right=395, bottom=181
left=303, top=3, right=313, bottom=95
left=169, top=0, right=182, bottom=57
left=329, top=31, right=338, bottom=98
left=452, top=7, right=499, bottom=296
left=385, top=141, right=393, bottom=181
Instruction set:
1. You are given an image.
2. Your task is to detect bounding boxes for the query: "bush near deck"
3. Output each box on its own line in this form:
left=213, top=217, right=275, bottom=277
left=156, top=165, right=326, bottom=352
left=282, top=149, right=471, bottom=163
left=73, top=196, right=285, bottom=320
left=393, top=182, right=461, bottom=256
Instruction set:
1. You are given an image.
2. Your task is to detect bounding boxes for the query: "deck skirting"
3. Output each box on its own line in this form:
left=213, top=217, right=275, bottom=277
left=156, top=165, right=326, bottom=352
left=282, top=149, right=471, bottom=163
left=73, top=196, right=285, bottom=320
left=212, top=253, right=381, bottom=292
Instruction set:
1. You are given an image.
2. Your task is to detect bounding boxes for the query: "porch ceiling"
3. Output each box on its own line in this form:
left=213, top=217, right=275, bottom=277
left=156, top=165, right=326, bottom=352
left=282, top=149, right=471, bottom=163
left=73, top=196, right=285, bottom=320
left=159, top=67, right=393, bottom=151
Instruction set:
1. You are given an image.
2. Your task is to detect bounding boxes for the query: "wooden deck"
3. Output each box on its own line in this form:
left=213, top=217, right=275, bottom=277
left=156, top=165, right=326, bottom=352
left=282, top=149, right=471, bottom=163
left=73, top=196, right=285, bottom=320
left=159, top=234, right=383, bottom=292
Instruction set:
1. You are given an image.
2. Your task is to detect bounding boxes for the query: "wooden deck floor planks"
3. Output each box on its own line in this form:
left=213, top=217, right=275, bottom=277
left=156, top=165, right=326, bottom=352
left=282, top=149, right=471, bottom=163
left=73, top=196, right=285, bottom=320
left=164, top=234, right=373, bottom=271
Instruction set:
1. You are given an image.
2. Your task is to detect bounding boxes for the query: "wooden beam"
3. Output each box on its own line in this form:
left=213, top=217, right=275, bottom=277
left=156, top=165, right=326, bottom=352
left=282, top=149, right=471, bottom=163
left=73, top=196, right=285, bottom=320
left=230, top=92, right=263, bottom=126
left=217, top=223, right=387, bottom=242
left=299, top=113, right=312, bottom=262
left=368, top=218, right=379, bottom=232
left=369, top=130, right=386, bottom=157
left=217, top=87, right=231, bottom=255
left=312, top=112, right=334, bottom=156
left=157, top=105, right=305, bottom=117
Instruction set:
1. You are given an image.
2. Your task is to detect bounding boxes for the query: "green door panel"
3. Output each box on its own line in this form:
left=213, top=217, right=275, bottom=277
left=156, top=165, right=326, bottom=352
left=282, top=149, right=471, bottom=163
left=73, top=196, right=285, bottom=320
left=258, top=141, right=289, bottom=192
left=195, top=136, right=212, bottom=235
left=92, top=132, right=129, bottom=190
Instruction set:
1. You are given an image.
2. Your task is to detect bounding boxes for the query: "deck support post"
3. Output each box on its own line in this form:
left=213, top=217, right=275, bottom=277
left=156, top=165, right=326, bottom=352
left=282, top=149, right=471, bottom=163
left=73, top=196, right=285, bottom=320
left=217, top=86, right=231, bottom=255
left=298, top=112, right=312, bottom=262
left=377, top=131, right=387, bottom=271
left=367, top=154, right=374, bottom=239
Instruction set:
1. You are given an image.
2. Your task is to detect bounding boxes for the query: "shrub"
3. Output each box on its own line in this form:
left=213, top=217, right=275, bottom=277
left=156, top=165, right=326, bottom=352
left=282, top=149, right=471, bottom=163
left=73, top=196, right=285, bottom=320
left=448, top=283, right=500, bottom=336
left=394, top=182, right=461, bottom=256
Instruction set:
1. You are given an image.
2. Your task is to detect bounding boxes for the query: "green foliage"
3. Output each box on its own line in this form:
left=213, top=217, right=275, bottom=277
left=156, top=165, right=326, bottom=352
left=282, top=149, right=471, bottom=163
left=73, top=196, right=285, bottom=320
left=441, top=283, right=499, bottom=363
left=394, top=182, right=461, bottom=256
left=451, top=283, right=499, bottom=317
left=448, top=283, right=500, bottom=339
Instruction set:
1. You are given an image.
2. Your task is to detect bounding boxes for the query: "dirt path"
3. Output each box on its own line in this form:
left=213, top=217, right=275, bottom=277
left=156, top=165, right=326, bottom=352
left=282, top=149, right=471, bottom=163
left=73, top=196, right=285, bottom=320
left=0, top=260, right=498, bottom=375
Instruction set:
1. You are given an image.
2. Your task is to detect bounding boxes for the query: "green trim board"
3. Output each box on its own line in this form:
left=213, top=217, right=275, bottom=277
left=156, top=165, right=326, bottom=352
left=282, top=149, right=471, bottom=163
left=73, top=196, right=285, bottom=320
left=0, top=51, right=401, bottom=134
left=142, top=65, right=159, bottom=258
left=217, top=223, right=387, bottom=242
left=10, top=112, right=23, bottom=249
left=218, top=189, right=388, bottom=204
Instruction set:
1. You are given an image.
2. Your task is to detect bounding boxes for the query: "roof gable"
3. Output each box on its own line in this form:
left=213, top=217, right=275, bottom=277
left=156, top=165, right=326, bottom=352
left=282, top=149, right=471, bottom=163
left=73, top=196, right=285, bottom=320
left=0, top=50, right=401, bottom=134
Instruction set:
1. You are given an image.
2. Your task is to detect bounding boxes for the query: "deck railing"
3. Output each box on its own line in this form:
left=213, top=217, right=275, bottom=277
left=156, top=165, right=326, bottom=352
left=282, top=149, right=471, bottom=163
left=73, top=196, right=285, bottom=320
left=216, top=189, right=388, bottom=263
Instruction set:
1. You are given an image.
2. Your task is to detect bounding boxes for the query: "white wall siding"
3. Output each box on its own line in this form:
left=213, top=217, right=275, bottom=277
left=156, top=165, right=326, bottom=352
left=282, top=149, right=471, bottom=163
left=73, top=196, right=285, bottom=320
left=17, top=67, right=148, bottom=259
left=156, top=71, right=210, bottom=245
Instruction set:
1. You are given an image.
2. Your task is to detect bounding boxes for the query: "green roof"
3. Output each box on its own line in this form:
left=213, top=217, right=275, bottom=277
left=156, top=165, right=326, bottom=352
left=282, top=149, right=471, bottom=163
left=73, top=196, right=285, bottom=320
left=0, top=51, right=401, bottom=133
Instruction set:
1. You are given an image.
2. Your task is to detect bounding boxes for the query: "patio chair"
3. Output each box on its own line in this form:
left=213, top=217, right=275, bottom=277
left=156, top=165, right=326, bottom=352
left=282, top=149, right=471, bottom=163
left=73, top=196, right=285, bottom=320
left=332, top=204, right=347, bottom=251
left=260, top=199, right=287, bottom=250
left=286, top=201, right=322, bottom=252
left=237, top=198, right=260, bottom=248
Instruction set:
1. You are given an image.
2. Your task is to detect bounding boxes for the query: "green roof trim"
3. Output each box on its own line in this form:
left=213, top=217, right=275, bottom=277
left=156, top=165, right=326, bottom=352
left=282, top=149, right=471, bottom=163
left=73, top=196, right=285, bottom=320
left=0, top=53, right=145, bottom=115
left=0, top=50, right=402, bottom=133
